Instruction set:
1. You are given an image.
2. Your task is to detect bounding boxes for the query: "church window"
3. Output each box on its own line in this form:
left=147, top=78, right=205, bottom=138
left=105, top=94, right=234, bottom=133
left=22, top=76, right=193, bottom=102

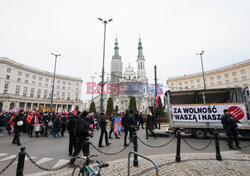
left=138, top=65, right=140, bottom=69
left=129, top=76, right=130, bottom=80
left=141, top=63, right=143, bottom=69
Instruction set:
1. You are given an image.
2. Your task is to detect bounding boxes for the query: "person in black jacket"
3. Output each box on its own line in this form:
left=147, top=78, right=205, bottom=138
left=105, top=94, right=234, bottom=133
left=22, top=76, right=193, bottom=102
left=60, top=114, right=67, bottom=137
left=127, top=110, right=137, bottom=141
left=122, top=110, right=130, bottom=146
left=70, top=111, right=91, bottom=164
left=98, top=112, right=111, bottom=147
left=67, top=113, right=76, bottom=155
left=221, top=109, right=240, bottom=150
left=145, top=107, right=156, bottom=139
left=12, top=110, right=25, bottom=146
left=137, top=110, right=144, bottom=130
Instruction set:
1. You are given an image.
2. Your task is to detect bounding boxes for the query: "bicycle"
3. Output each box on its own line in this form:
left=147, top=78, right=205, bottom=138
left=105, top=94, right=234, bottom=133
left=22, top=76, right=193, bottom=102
left=71, top=155, right=109, bottom=176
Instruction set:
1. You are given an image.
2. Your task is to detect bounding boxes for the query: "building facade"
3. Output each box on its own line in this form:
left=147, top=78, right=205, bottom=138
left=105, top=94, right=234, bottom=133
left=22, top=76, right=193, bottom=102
left=0, top=57, right=83, bottom=111
left=167, top=59, right=250, bottom=91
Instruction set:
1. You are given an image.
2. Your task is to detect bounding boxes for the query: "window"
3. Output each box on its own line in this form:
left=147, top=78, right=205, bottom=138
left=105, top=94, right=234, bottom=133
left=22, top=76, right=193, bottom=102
left=39, top=77, right=42, bottom=81
left=62, top=92, right=65, bottom=96
left=26, top=73, right=29, bottom=78
left=16, top=86, right=22, bottom=95
left=171, top=88, right=175, bottom=91
left=68, top=82, right=71, bottom=85
left=56, top=91, right=60, bottom=96
left=38, top=82, right=42, bottom=86
left=190, top=80, right=194, bottom=84
left=67, top=92, right=71, bottom=97
left=184, top=81, right=188, bottom=85
left=197, top=79, right=200, bottom=83
left=45, top=78, right=49, bottom=82
left=25, top=80, right=28, bottom=84
left=171, top=83, right=174, bottom=86
left=44, top=90, right=48, bottom=95
left=76, top=83, right=80, bottom=86
left=23, top=87, right=28, bottom=92
left=68, top=87, right=71, bottom=90
left=7, top=68, right=11, bottom=73
left=225, top=74, right=229, bottom=78
left=18, top=72, right=22, bottom=76
left=217, top=75, right=221, bottom=79
left=210, top=77, right=214, bottom=81
left=211, top=82, right=215, bottom=86
left=243, top=84, right=248, bottom=88
left=76, top=87, right=79, bottom=90
left=179, top=82, right=182, bottom=85
left=57, top=80, right=60, bottom=84
left=179, top=87, right=182, bottom=90
left=37, top=89, right=41, bottom=98
left=204, top=78, right=207, bottom=82
left=62, top=86, right=65, bottom=90
left=30, top=88, right=35, bottom=97
left=32, top=75, right=36, bottom=80
left=218, top=81, right=222, bottom=85
left=241, top=70, right=245, bottom=74
left=57, top=85, right=60, bottom=89
left=63, top=81, right=66, bottom=85
left=226, top=80, right=230, bottom=85
left=45, top=83, right=48, bottom=87
left=4, top=83, right=8, bottom=89
left=232, top=72, right=237, bottom=76
left=191, top=85, right=194, bottom=89
left=198, top=84, right=201, bottom=88
left=242, top=76, right=247, bottom=81
left=6, top=75, right=10, bottom=79
left=234, top=78, right=238, bottom=83
left=17, top=78, right=21, bottom=83
left=32, top=81, right=35, bottom=85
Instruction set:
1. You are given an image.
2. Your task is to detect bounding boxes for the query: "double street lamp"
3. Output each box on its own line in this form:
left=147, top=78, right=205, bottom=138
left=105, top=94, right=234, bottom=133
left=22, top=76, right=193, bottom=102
left=98, top=18, right=112, bottom=112
left=50, top=53, right=61, bottom=112
left=196, top=50, right=206, bottom=105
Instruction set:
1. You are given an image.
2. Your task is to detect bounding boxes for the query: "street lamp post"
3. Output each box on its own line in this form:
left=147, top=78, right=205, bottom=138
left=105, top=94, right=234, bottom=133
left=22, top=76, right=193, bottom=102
left=91, top=76, right=95, bottom=102
left=98, top=18, right=112, bottom=112
left=196, top=50, right=206, bottom=105
left=50, top=53, right=61, bottom=112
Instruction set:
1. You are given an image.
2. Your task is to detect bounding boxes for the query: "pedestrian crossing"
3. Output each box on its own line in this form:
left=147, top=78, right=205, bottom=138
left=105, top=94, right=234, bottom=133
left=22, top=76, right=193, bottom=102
left=0, top=153, right=70, bottom=176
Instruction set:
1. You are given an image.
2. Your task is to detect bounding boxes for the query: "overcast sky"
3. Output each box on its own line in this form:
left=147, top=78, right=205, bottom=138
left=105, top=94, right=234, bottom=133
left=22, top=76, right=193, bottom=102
left=1, top=0, right=250, bottom=101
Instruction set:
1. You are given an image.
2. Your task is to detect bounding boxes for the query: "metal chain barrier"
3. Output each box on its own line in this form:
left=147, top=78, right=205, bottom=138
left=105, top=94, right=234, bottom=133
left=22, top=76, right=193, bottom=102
left=182, top=137, right=213, bottom=151
left=90, top=140, right=132, bottom=156
left=25, top=153, right=69, bottom=172
left=137, top=136, right=176, bottom=148
left=0, top=155, right=18, bottom=175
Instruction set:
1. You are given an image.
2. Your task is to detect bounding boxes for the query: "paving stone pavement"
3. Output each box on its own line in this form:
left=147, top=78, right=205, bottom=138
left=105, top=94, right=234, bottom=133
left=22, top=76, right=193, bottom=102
left=38, top=151, right=250, bottom=176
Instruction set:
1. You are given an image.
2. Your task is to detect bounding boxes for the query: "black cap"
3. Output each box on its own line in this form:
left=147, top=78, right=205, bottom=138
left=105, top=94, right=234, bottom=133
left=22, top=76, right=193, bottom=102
left=223, top=109, right=229, bottom=113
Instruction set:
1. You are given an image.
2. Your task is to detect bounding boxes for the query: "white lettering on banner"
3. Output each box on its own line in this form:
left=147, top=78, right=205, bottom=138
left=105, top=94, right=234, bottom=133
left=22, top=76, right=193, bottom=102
left=172, top=104, right=247, bottom=122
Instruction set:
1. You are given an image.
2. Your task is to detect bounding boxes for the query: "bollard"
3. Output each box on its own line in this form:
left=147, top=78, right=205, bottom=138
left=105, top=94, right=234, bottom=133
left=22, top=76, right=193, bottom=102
left=175, top=130, right=181, bottom=162
left=133, top=131, right=138, bottom=167
left=214, top=129, right=222, bottom=161
left=84, top=137, right=90, bottom=165
left=16, top=147, right=26, bottom=176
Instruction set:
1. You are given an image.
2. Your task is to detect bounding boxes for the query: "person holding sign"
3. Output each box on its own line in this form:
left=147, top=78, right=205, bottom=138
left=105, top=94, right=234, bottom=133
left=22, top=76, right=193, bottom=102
left=221, top=109, right=241, bottom=150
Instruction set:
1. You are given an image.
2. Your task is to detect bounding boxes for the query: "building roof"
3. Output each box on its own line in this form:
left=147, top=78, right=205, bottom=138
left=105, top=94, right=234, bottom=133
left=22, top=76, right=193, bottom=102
left=168, top=59, right=250, bottom=81
left=0, top=57, right=82, bottom=82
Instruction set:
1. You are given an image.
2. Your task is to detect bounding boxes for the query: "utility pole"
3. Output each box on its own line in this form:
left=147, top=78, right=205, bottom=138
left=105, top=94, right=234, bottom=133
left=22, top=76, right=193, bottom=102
left=154, top=65, right=157, bottom=107
left=98, top=18, right=112, bottom=112
left=196, top=50, right=206, bottom=105
left=50, top=53, right=61, bottom=112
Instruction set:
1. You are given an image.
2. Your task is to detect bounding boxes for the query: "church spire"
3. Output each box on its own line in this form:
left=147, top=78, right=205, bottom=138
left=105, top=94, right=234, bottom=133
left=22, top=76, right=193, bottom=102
left=138, top=36, right=143, bottom=58
left=114, top=37, right=119, bottom=56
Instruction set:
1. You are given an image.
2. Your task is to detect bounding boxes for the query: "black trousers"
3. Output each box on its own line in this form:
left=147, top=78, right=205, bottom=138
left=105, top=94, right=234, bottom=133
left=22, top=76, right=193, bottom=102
left=157, top=117, right=161, bottom=129
left=73, top=136, right=86, bottom=157
left=44, top=124, right=49, bottom=136
left=137, top=121, right=144, bottom=130
left=12, top=131, right=21, bottom=145
left=69, top=133, right=76, bottom=155
left=146, top=125, right=156, bottom=139
left=28, top=125, right=33, bottom=137
left=61, top=125, right=66, bottom=136
left=99, top=128, right=108, bottom=146
left=226, top=129, right=240, bottom=147
left=109, top=128, right=118, bottom=138
left=124, top=129, right=133, bottom=145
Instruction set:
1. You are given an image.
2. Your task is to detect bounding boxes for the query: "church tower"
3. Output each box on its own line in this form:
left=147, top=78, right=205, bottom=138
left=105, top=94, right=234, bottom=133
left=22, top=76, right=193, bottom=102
left=110, top=37, right=123, bottom=83
left=137, top=37, right=147, bottom=83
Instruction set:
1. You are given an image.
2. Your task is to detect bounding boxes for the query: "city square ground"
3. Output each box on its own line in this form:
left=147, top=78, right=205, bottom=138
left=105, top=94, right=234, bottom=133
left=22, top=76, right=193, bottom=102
left=0, top=126, right=250, bottom=175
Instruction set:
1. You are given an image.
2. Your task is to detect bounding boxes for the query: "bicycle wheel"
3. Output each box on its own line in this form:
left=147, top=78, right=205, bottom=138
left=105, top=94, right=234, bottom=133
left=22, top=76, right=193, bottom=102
left=72, top=165, right=82, bottom=176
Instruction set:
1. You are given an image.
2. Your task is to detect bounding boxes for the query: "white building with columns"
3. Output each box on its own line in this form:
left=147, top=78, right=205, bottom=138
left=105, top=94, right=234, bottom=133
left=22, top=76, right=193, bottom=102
left=0, top=57, right=83, bottom=111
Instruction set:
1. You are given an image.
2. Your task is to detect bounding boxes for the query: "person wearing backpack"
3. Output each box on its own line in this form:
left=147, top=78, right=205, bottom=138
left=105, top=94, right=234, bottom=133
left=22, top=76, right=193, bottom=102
left=98, top=112, right=111, bottom=147
left=12, top=110, right=25, bottom=146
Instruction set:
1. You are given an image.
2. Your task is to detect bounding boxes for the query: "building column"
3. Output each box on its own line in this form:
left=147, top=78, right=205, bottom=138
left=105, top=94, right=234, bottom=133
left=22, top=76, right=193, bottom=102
left=31, top=103, right=33, bottom=110
left=3, top=102, right=10, bottom=112
left=24, top=103, right=27, bottom=111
